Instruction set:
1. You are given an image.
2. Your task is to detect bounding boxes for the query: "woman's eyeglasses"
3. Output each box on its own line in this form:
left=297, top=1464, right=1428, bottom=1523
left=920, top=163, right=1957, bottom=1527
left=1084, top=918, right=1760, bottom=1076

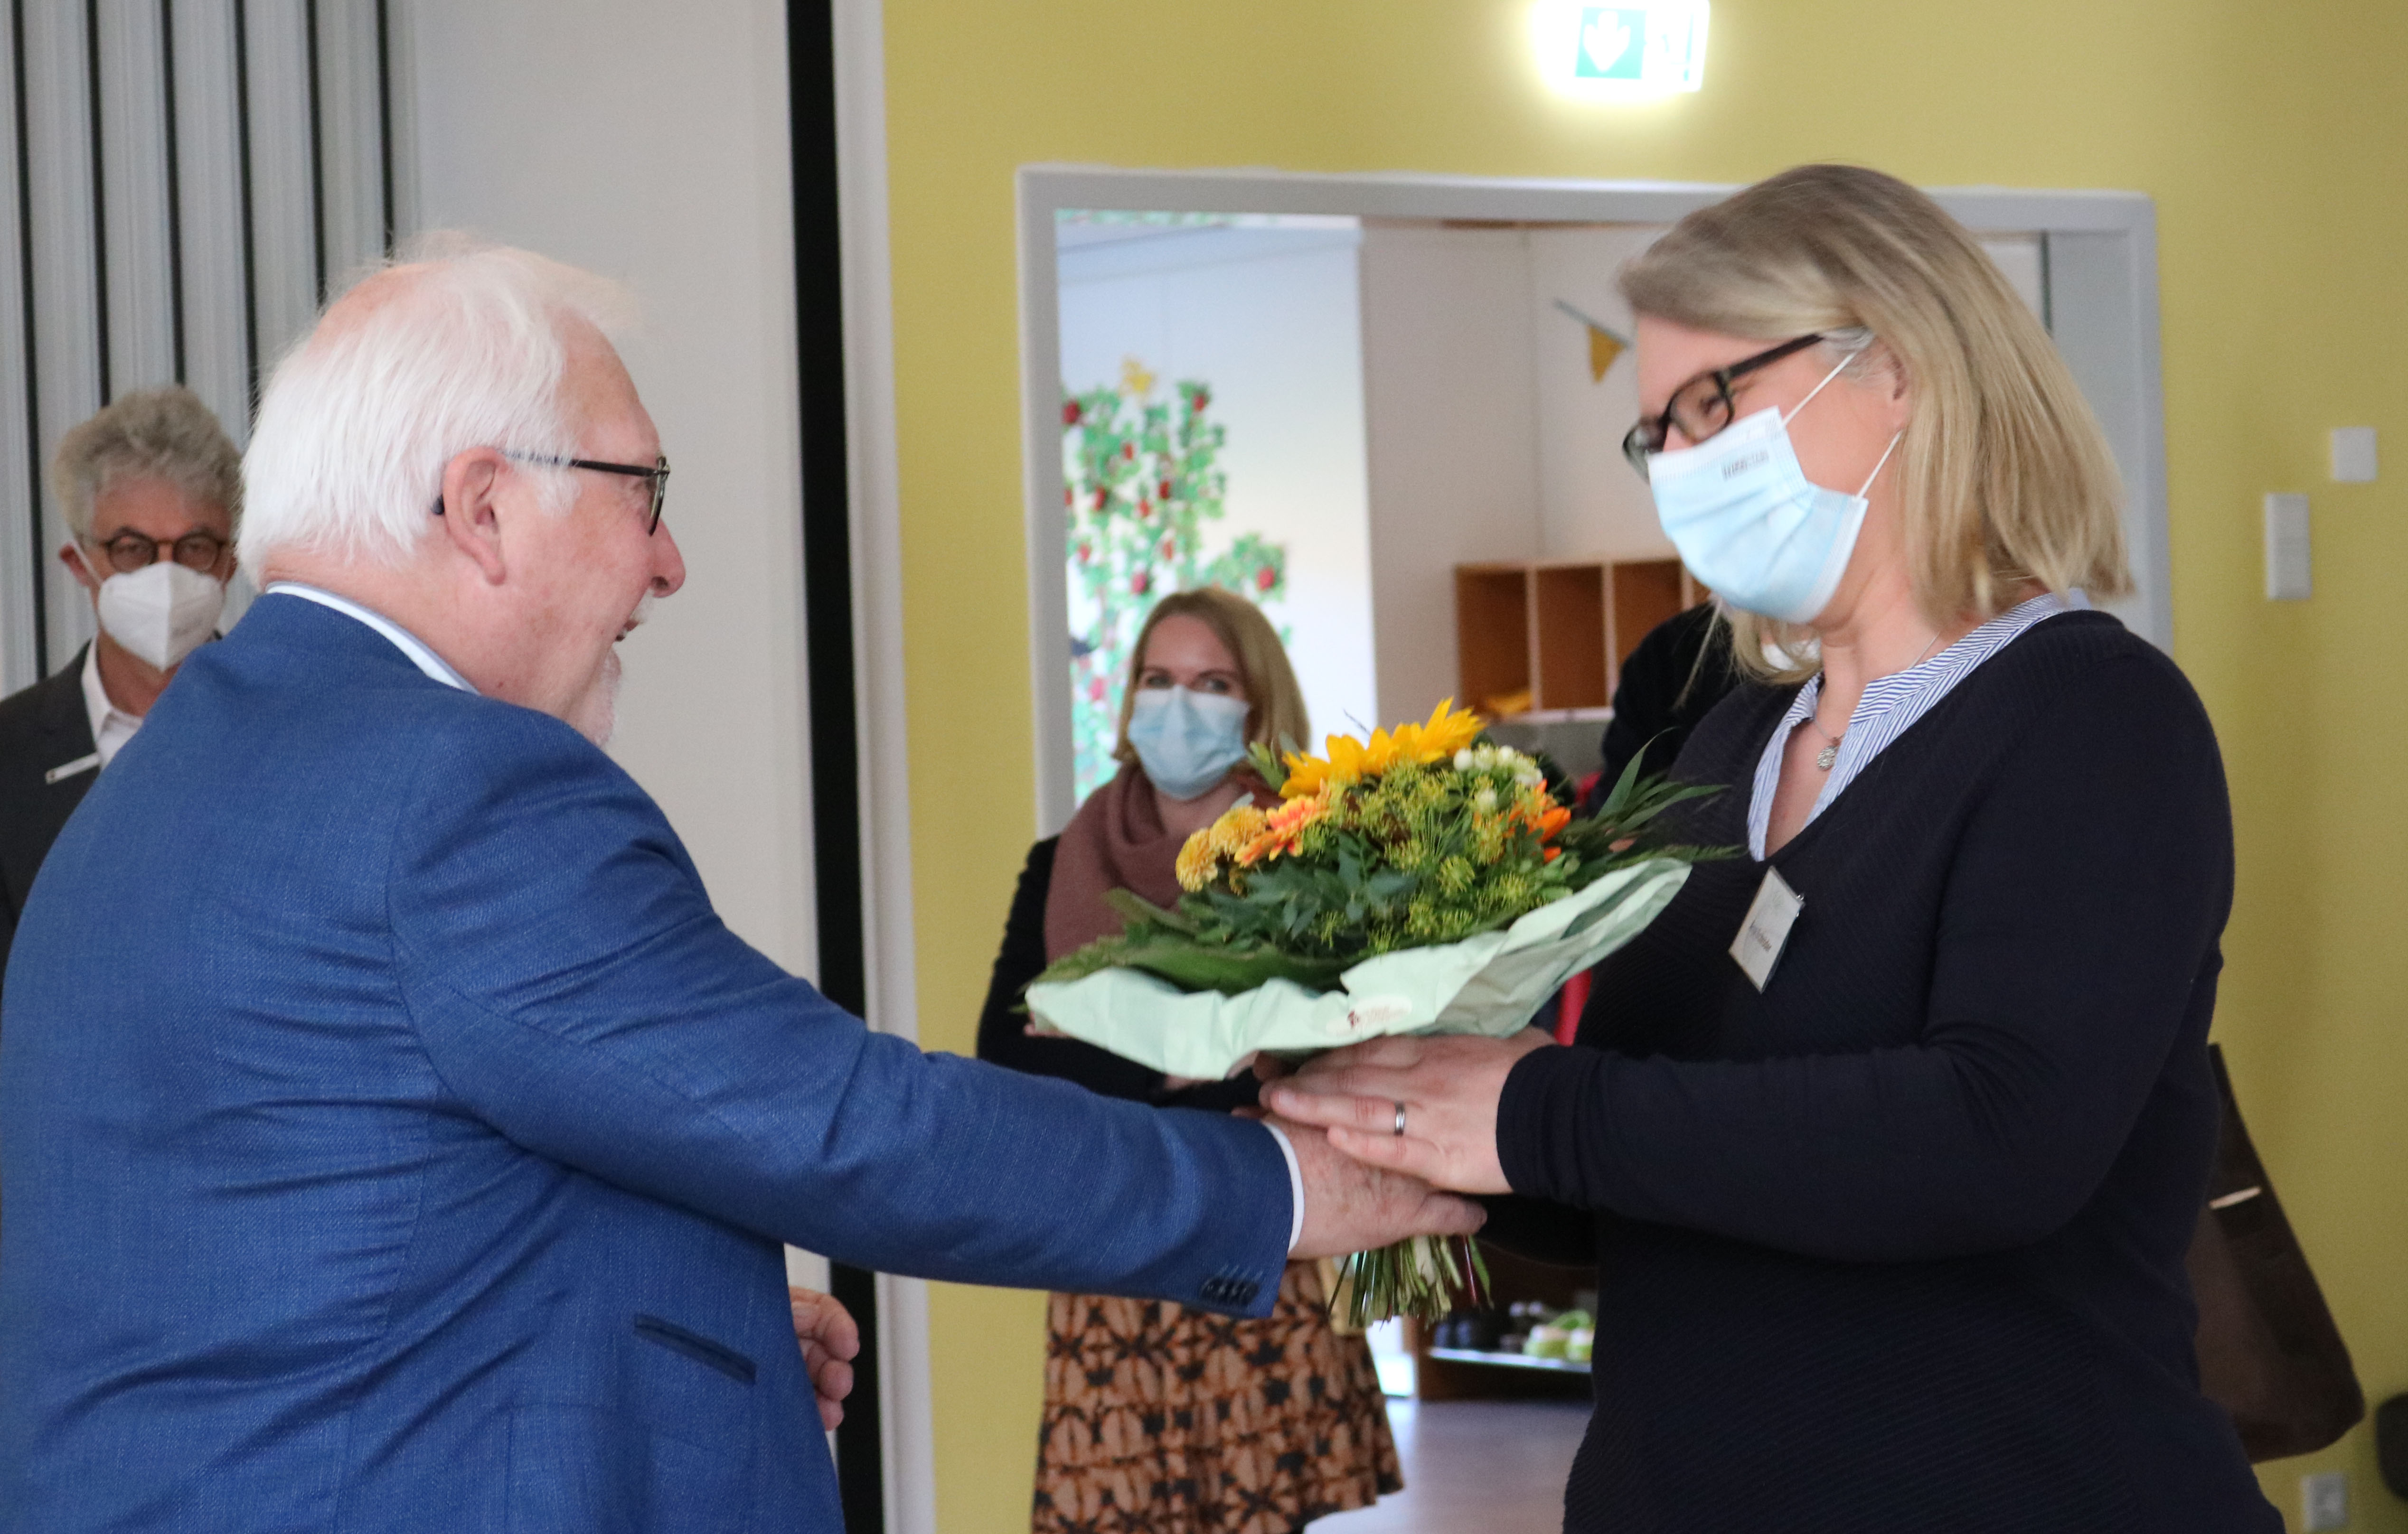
left=1620, top=334, right=1826, bottom=480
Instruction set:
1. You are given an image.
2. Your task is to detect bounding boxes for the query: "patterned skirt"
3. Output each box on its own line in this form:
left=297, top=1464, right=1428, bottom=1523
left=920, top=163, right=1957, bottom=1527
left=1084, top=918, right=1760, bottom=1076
left=1033, top=1262, right=1401, bottom=1534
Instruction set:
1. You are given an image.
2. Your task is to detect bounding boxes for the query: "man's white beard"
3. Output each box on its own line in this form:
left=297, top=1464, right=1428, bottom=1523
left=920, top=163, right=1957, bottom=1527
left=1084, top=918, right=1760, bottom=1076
left=569, top=647, right=622, bottom=747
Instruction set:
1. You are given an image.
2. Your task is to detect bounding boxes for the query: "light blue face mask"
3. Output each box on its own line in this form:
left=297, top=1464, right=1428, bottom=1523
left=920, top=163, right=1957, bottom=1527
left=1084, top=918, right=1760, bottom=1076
left=1126, top=686, right=1251, bottom=801
left=1644, top=352, right=1901, bottom=625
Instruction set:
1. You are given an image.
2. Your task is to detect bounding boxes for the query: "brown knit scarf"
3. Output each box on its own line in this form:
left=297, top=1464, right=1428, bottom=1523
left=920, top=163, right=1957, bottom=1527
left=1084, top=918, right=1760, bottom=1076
left=1043, top=762, right=1279, bottom=962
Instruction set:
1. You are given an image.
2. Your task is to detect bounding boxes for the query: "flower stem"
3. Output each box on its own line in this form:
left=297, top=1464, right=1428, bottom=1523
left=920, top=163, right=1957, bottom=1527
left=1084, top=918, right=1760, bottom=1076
left=1333, top=1235, right=1492, bottom=1328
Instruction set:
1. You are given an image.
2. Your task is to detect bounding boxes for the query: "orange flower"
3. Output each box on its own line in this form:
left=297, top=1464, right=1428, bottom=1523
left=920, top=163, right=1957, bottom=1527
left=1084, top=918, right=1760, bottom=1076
left=1235, top=792, right=1327, bottom=866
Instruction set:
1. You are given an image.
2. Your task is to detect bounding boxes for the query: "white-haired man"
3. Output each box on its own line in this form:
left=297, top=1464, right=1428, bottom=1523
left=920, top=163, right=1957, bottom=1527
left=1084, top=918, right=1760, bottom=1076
left=0, top=385, right=243, bottom=993
left=0, top=242, right=1479, bottom=1532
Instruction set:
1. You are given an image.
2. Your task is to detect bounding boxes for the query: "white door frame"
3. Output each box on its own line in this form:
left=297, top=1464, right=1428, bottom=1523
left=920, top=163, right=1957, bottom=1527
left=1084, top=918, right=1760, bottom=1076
left=1015, top=167, right=2170, bottom=833
left=829, top=2, right=934, bottom=1532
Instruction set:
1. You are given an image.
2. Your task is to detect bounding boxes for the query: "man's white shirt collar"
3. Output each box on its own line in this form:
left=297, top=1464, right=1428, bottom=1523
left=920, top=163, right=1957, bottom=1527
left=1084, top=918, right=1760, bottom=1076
left=78, top=641, right=142, bottom=770
left=264, top=584, right=478, bottom=693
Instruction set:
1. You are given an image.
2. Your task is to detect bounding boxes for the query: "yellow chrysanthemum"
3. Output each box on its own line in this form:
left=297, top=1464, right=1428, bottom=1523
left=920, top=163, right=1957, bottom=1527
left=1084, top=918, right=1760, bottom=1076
left=1208, top=803, right=1268, bottom=857
left=1175, top=829, right=1221, bottom=892
left=1177, top=804, right=1274, bottom=891
left=1280, top=699, right=1484, bottom=798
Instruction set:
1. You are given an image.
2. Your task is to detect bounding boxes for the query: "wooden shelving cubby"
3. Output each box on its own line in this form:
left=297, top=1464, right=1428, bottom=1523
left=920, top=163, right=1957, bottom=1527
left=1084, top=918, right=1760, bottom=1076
left=1454, top=558, right=1699, bottom=716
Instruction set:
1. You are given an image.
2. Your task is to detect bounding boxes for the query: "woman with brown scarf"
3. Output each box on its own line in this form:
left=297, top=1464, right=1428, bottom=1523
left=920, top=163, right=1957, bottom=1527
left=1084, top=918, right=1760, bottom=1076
left=977, top=587, right=1401, bottom=1534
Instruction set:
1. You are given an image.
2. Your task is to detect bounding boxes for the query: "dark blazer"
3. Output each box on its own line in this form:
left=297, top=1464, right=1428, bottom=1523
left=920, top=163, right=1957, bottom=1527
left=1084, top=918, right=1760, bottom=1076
left=1588, top=603, right=1734, bottom=805
left=0, top=646, right=99, bottom=998
left=0, top=596, right=1293, bottom=1533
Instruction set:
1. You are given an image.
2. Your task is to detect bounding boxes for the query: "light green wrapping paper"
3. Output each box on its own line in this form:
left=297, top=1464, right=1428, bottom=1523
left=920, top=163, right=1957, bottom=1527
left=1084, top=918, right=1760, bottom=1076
left=1023, top=858, right=1692, bottom=1080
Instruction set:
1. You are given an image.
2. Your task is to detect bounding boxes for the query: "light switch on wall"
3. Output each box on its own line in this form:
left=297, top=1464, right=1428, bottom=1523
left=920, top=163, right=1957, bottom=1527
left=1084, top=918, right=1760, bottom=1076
left=2302, top=1469, right=2349, bottom=1531
left=2332, top=428, right=2378, bottom=483
left=2266, top=493, right=2312, bottom=601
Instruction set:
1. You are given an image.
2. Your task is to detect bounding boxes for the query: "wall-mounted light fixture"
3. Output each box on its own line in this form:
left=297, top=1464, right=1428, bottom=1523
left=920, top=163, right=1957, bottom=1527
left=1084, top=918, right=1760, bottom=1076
left=1530, top=2, right=1711, bottom=101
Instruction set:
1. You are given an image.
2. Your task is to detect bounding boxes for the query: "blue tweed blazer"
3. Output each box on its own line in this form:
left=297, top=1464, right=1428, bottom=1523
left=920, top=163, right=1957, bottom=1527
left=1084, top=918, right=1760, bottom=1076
left=0, top=594, right=1290, bottom=1532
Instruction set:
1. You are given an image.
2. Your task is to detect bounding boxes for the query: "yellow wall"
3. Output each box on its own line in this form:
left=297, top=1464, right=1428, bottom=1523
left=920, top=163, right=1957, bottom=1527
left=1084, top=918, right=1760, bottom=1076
left=880, top=3, right=2408, bottom=1528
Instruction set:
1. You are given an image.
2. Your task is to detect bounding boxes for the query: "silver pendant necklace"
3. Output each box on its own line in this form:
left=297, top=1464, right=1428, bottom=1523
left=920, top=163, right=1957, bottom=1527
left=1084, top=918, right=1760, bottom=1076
left=1806, top=630, right=1946, bottom=772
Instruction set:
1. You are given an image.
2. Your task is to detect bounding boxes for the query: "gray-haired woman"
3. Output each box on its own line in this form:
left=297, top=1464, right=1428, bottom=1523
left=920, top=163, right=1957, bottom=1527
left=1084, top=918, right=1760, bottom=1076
left=1272, top=165, right=2277, bottom=1532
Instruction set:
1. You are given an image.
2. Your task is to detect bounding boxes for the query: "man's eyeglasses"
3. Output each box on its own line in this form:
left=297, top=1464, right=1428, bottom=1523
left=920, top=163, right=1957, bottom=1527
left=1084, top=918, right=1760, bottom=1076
left=1620, top=334, right=1827, bottom=481
left=85, top=530, right=230, bottom=575
left=503, top=451, right=673, bottom=534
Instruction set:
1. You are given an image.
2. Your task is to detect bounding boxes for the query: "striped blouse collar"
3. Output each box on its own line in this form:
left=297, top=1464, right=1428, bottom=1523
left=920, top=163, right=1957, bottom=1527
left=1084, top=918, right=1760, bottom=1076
left=1746, top=589, right=2089, bottom=860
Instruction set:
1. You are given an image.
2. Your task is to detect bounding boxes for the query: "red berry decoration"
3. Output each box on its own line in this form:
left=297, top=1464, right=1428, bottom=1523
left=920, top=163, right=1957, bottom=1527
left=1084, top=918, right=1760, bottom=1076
left=1158, top=479, right=1173, bottom=500
left=1256, top=565, right=1276, bottom=592
left=1131, top=571, right=1151, bottom=596
left=1063, top=401, right=1082, bottom=427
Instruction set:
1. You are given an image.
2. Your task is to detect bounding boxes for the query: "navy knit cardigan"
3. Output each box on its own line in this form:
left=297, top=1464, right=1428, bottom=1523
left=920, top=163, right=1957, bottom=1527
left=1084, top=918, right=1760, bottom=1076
left=1497, top=611, right=2280, bottom=1533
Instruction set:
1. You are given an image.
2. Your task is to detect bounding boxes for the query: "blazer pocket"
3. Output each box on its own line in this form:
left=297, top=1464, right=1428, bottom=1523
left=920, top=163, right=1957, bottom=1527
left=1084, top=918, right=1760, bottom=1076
left=632, top=1314, right=758, bottom=1386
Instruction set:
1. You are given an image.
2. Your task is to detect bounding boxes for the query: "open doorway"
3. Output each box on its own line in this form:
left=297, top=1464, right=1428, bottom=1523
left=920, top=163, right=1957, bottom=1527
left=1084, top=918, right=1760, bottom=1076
left=1017, top=168, right=2167, bottom=1531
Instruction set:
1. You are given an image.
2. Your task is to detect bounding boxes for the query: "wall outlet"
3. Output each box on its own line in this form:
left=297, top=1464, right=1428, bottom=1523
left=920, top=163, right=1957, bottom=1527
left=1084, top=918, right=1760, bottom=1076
left=2265, top=493, right=2313, bottom=601
left=2303, top=1469, right=2349, bottom=1531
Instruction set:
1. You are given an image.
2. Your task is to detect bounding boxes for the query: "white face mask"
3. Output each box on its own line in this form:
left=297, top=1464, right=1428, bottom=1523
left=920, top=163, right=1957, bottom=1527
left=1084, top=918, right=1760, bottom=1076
left=90, top=558, right=226, bottom=671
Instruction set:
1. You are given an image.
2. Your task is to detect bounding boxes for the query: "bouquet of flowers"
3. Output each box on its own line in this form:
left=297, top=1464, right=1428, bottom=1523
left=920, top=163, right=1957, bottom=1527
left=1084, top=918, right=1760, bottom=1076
left=1025, top=702, right=1728, bottom=1324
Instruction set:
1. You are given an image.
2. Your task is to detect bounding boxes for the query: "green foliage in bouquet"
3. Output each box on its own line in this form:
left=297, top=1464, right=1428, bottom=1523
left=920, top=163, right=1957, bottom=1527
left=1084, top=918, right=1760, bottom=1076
left=1035, top=709, right=1729, bottom=999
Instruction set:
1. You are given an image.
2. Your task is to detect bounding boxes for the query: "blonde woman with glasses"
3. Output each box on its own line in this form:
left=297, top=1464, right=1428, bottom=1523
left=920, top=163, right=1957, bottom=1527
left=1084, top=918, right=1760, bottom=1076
left=1272, top=165, right=2277, bottom=1532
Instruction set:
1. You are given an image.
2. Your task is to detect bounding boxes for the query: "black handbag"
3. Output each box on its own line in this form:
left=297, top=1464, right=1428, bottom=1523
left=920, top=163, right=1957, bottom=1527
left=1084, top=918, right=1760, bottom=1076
left=2184, top=1044, right=2363, bottom=1461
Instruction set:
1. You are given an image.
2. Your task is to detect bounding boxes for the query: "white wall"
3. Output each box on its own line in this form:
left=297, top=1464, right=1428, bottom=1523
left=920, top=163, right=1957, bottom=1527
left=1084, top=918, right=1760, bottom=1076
left=1358, top=223, right=1543, bottom=725
left=1525, top=224, right=1674, bottom=563
left=404, top=0, right=817, bottom=978
left=1056, top=224, right=1375, bottom=759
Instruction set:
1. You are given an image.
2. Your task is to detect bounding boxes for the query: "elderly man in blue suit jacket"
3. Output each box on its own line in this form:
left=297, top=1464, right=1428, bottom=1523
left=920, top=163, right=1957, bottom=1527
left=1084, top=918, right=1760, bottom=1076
left=0, top=242, right=1479, bottom=1532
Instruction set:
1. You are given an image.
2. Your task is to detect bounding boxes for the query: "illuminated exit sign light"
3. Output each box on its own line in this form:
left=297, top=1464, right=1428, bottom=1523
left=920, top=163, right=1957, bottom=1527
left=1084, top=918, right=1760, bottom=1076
left=1533, top=2, right=1711, bottom=100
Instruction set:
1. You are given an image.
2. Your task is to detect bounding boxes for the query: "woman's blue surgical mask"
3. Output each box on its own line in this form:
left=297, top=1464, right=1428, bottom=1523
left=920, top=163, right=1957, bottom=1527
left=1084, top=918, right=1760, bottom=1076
left=1127, top=686, right=1251, bottom=801
left=1644, top=351, right=1901, bottom=625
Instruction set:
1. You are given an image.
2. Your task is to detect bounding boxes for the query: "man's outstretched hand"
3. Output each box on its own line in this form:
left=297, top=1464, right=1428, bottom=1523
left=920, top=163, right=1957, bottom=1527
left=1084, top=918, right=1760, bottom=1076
left=789, top=1285, right=860, bottom=1430
left=1275, top=1113, right=1487, bottom=1260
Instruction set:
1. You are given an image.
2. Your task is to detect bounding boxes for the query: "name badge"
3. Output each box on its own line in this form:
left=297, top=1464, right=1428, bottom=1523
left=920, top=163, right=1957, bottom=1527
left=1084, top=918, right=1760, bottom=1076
left=1730, top=867, right=1804, bottom=991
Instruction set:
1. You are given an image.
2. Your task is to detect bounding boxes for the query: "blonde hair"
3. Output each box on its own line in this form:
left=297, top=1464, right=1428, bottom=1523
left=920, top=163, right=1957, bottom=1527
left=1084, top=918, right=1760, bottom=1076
left=1111, top=587, right=1310, bottom=764
left=1620, top=164, right=2128, bottom=681
left=50, top=385, right=244, bottom=542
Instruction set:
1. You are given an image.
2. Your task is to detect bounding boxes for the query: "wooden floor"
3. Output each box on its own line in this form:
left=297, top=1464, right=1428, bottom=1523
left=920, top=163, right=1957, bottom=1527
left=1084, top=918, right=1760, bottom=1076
left=1310, top=1398, right=1589, bottom=1533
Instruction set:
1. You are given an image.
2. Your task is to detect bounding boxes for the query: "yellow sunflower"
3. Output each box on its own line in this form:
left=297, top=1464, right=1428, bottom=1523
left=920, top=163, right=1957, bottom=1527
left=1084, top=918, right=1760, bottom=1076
left=1280, top=699, right=1484, bottom=798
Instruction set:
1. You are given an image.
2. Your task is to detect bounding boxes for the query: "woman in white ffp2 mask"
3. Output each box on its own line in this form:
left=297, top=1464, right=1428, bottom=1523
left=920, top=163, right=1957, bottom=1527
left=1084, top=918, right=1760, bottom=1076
left=973, top=587, right=1409, bottom=1534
